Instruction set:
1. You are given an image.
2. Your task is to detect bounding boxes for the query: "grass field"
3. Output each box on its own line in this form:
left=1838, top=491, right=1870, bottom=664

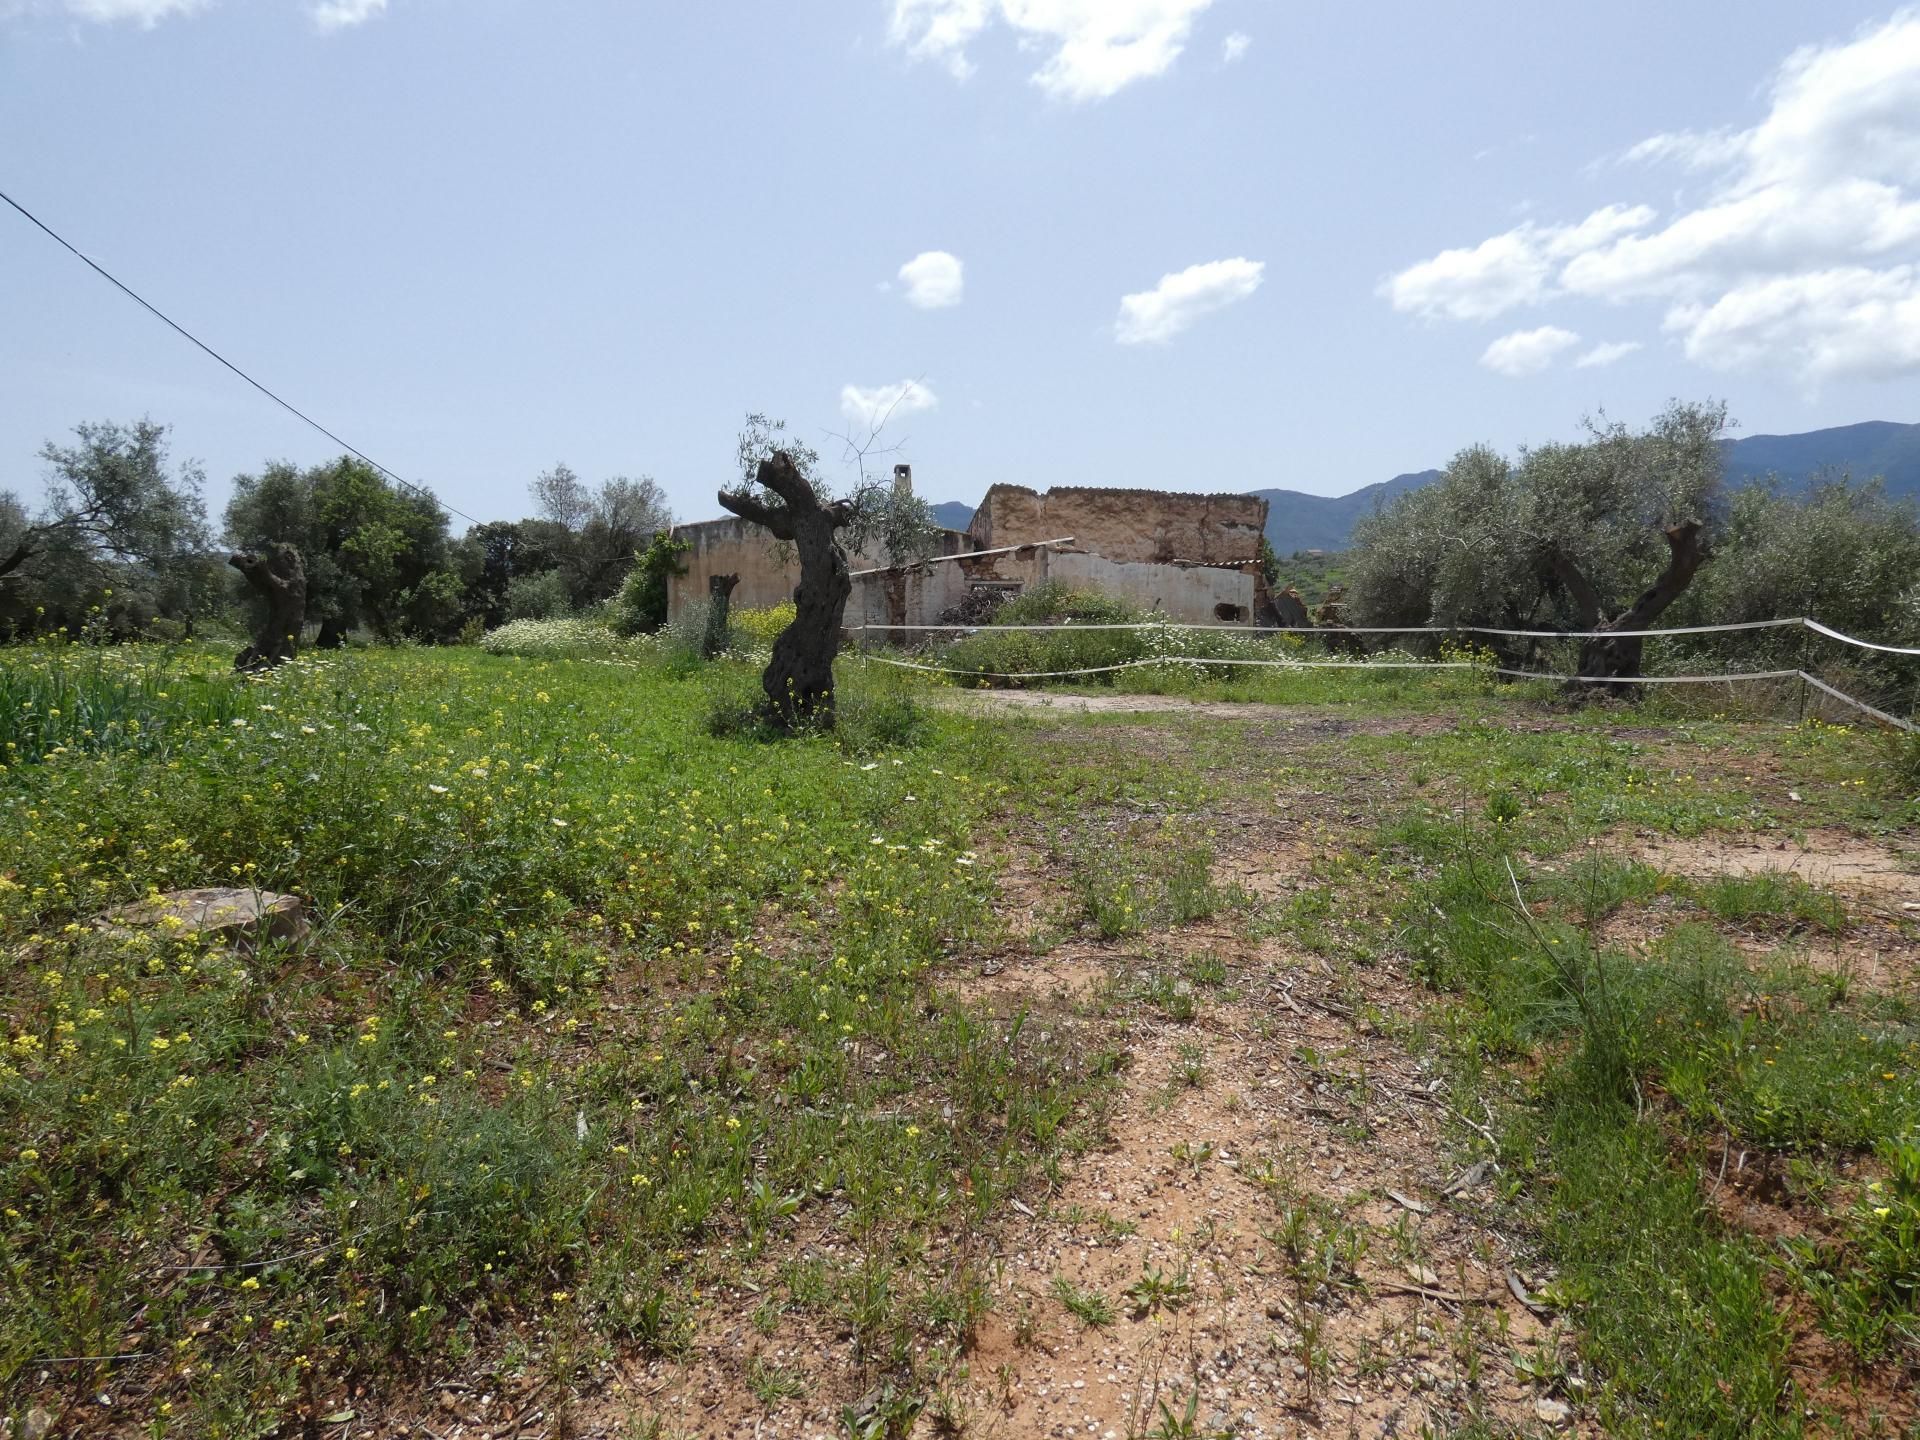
left=2, top=641, right=1916, bottom=1437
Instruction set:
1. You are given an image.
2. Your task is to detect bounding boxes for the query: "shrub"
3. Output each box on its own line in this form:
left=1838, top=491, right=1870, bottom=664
left=480, top=616, right=642, bottom=660
left=614, top=533, right=690, bottom=635
left=992, top=581, right=1146, bottom=627
left=504, top=569, right=573, bottom=621
left=702, top=673, right=778, bottom=740
left=932, top=585, right=1332, bottom=688
left=734, top=601, right=796, bottom=646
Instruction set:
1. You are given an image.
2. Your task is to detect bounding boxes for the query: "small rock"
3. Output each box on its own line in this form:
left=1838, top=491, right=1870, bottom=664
left=95, top=887, right=307, bottom=953
left=1535, top=1397, right=1572, bottom=1426
left=23, top=1409, right=58, bottom=1440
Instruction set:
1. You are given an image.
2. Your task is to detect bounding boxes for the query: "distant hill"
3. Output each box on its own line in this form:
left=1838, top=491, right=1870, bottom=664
left=930, top=420, right=1920, bottom=557
left=1250, top=419, right=1920, bottom=554
left=1246, top=470, right=1441, bottom=553
left=931, top=500, right=975, bottom=532
left=1719, top=420, right=1920, bottom=496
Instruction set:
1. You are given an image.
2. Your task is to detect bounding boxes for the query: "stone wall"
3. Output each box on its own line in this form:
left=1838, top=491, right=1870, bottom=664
left=1047, top=551, right=1257, bottom=622
left=847, top=543, right=1054, bottom=635
left=967, top=485, right=1268, bottom=566
left=666, top=519, right=971, bottom=621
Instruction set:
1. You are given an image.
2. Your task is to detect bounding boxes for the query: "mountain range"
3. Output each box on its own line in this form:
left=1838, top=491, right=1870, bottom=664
left=929, top=420, right=1920, bottom=555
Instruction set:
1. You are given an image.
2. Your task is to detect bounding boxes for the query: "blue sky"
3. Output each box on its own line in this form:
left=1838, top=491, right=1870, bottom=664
left=4, top=1, right=1918, bottom=530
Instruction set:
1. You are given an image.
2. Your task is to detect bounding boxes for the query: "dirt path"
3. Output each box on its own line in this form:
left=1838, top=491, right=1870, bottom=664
left=933, top=691, right=1381, bottom=722
left=946, top=853, right=1575, bottom=1440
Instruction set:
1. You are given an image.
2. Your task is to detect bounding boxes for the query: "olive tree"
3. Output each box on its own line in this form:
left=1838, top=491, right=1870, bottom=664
left=715, top=413, right=936, bottom=731
left=0, top=419, right=211, bottom=636
left=1350, top=400, right=1727, bottom=683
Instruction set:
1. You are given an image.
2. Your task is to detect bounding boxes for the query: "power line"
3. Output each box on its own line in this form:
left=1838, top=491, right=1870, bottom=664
left=0, top=185, right=486, bottom=529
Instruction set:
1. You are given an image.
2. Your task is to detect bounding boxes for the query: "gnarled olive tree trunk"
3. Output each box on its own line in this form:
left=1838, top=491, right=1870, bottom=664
left=703, top=573, right=739, bottom=660
left=1549, top=520, right=1709, bottom=695
left=230, top=543, right=306, bottom=671
left=717, top=454, right=854, bottom=730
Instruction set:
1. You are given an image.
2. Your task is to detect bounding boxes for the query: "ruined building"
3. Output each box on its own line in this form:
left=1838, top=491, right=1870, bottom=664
left=664, top=471, right=1273, bottom=631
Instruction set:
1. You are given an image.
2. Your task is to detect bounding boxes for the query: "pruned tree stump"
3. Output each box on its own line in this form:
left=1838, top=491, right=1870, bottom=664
left=717, top=453, right=855, bottom=730
left=231, top=542, right=307, bottom=671
left=703, top=572, right=740, bottom=660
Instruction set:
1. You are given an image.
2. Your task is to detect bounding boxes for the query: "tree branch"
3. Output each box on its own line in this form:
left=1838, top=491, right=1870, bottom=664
left=1545, top=545, right=1603, bottom=629
left=1611, top=520, right=1710, bottom=632
left=716, top=487, right=794, bottom=540
left=753, top=453, right=815, bottom=510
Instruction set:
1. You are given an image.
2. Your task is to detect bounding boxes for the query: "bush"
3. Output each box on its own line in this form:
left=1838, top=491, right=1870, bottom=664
left=479, top=616, right=642, bottom=660
left=932, top=584, right=1329, bottom=688
left=504, top=569, right=573, bottom=622
left=834, top=685, right=931, bottom=754
left=614, top=533, right=690, bottom=635
left=703, top=664, right=930, bottom=752
left=702, top=673, right=778, bottom=740
left=992, top=581, right=1145, bottom=627
left=734, top=601, right=795, bottom=646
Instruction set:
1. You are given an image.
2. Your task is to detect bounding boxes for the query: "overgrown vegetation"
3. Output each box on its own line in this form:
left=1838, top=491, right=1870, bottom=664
left=0, top=643, right=1101, bottom=1434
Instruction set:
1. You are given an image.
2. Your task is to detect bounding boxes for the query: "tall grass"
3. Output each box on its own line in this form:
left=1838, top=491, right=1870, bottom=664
left=0, top=644, right=250, bottom=765
left=1404, top=823, right=1920, bottom=1434
left=0, top=645, right=1103, bottom=1434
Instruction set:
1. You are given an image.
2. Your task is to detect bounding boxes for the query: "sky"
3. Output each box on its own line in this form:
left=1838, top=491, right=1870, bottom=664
left=5, top=1, right=1920, bottom=531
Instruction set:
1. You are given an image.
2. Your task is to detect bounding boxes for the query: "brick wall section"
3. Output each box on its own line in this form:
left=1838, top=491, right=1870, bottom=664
left=967, top=485, right=1268, bottom=566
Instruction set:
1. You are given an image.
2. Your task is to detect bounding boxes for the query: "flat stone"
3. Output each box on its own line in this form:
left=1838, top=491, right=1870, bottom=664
left=1534, top=1397, right=1572, bottom=1426
left=95, top=887, right=308, bottom=952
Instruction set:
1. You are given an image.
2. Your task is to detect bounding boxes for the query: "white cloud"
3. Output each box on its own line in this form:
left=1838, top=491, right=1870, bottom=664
left=840, top=379, right=939, bottom=434
left=1574, top=340, right=1642, bottom=368
left=1480, top=325, right=1580, bottom=377
left=1384, top=13, right=1920, bottom=380
left=889, top=0, right=1214, bottom=102
left=1668, top=265, right=1920, bottom=381
left=311, top=0, right=384, bottom=28
left=1379, top=205, right=1654, bottom=321
left=896, top=250, right=964, bottom=308
left=1617, top=128, right=1748, bottom=172
left=1221, top=30, right=1249, bottom=63
left=1114, top=257, right=1263, bottom=343
left=25, top=0, right=207, bottom=23
left=3, top=0, right=390, bottom=25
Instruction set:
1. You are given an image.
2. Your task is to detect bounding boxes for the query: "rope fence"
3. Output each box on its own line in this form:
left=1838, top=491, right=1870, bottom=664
left=849, top=615, right=1920, bottom=654
left=847, top=613, right=1919, bottom=733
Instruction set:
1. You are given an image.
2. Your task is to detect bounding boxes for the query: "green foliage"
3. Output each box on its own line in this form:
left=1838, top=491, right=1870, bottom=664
left=1124, top=1263, right=1193, bottom=1317
left=1267, top=548, right=1351, bottom=607
left=1684, top=477, right=1920, bottom=648
left=1785, top=1135, right=1920, bottom=1360
left=504, top=567, right=574, bottom=621
left=479, top=616, right=644, bottom=660
left=1669, top=477, right=1920, bottom=709
left=1072, top=829, right=1224, bottom=939
left=992, top=581, right=1144, bottom=627
left=0, top=643, right=248, bottom=765
left=1050, top=1275, right=1115, bottom=1327
left=1349, top=400, right=1728, bottom=638
left=1, top=419, right=213, bottom=638
left=0, top=643, right=1102, bottom=1432
left=704, top=663, right=931, bottom=754
left=615, top=532, right=690, bottom=635
left=1406, top=827, right=1920, bottom=1431
left=734, top=601, right=796, bottom=646
left=225, top=455, right=459, bottom=642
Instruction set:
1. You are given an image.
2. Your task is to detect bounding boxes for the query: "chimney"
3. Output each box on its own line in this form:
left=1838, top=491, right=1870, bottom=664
left=892, top=463, right=913, bottom=498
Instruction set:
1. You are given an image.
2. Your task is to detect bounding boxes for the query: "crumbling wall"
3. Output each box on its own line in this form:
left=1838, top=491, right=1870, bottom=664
left=968, top=485, right=1268, bottom=566
left=847, top=544, right=1052, bottom=637
left=668, top=520, right=970, bottom=622
left=1047, top=552, right=1257, bottom=623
